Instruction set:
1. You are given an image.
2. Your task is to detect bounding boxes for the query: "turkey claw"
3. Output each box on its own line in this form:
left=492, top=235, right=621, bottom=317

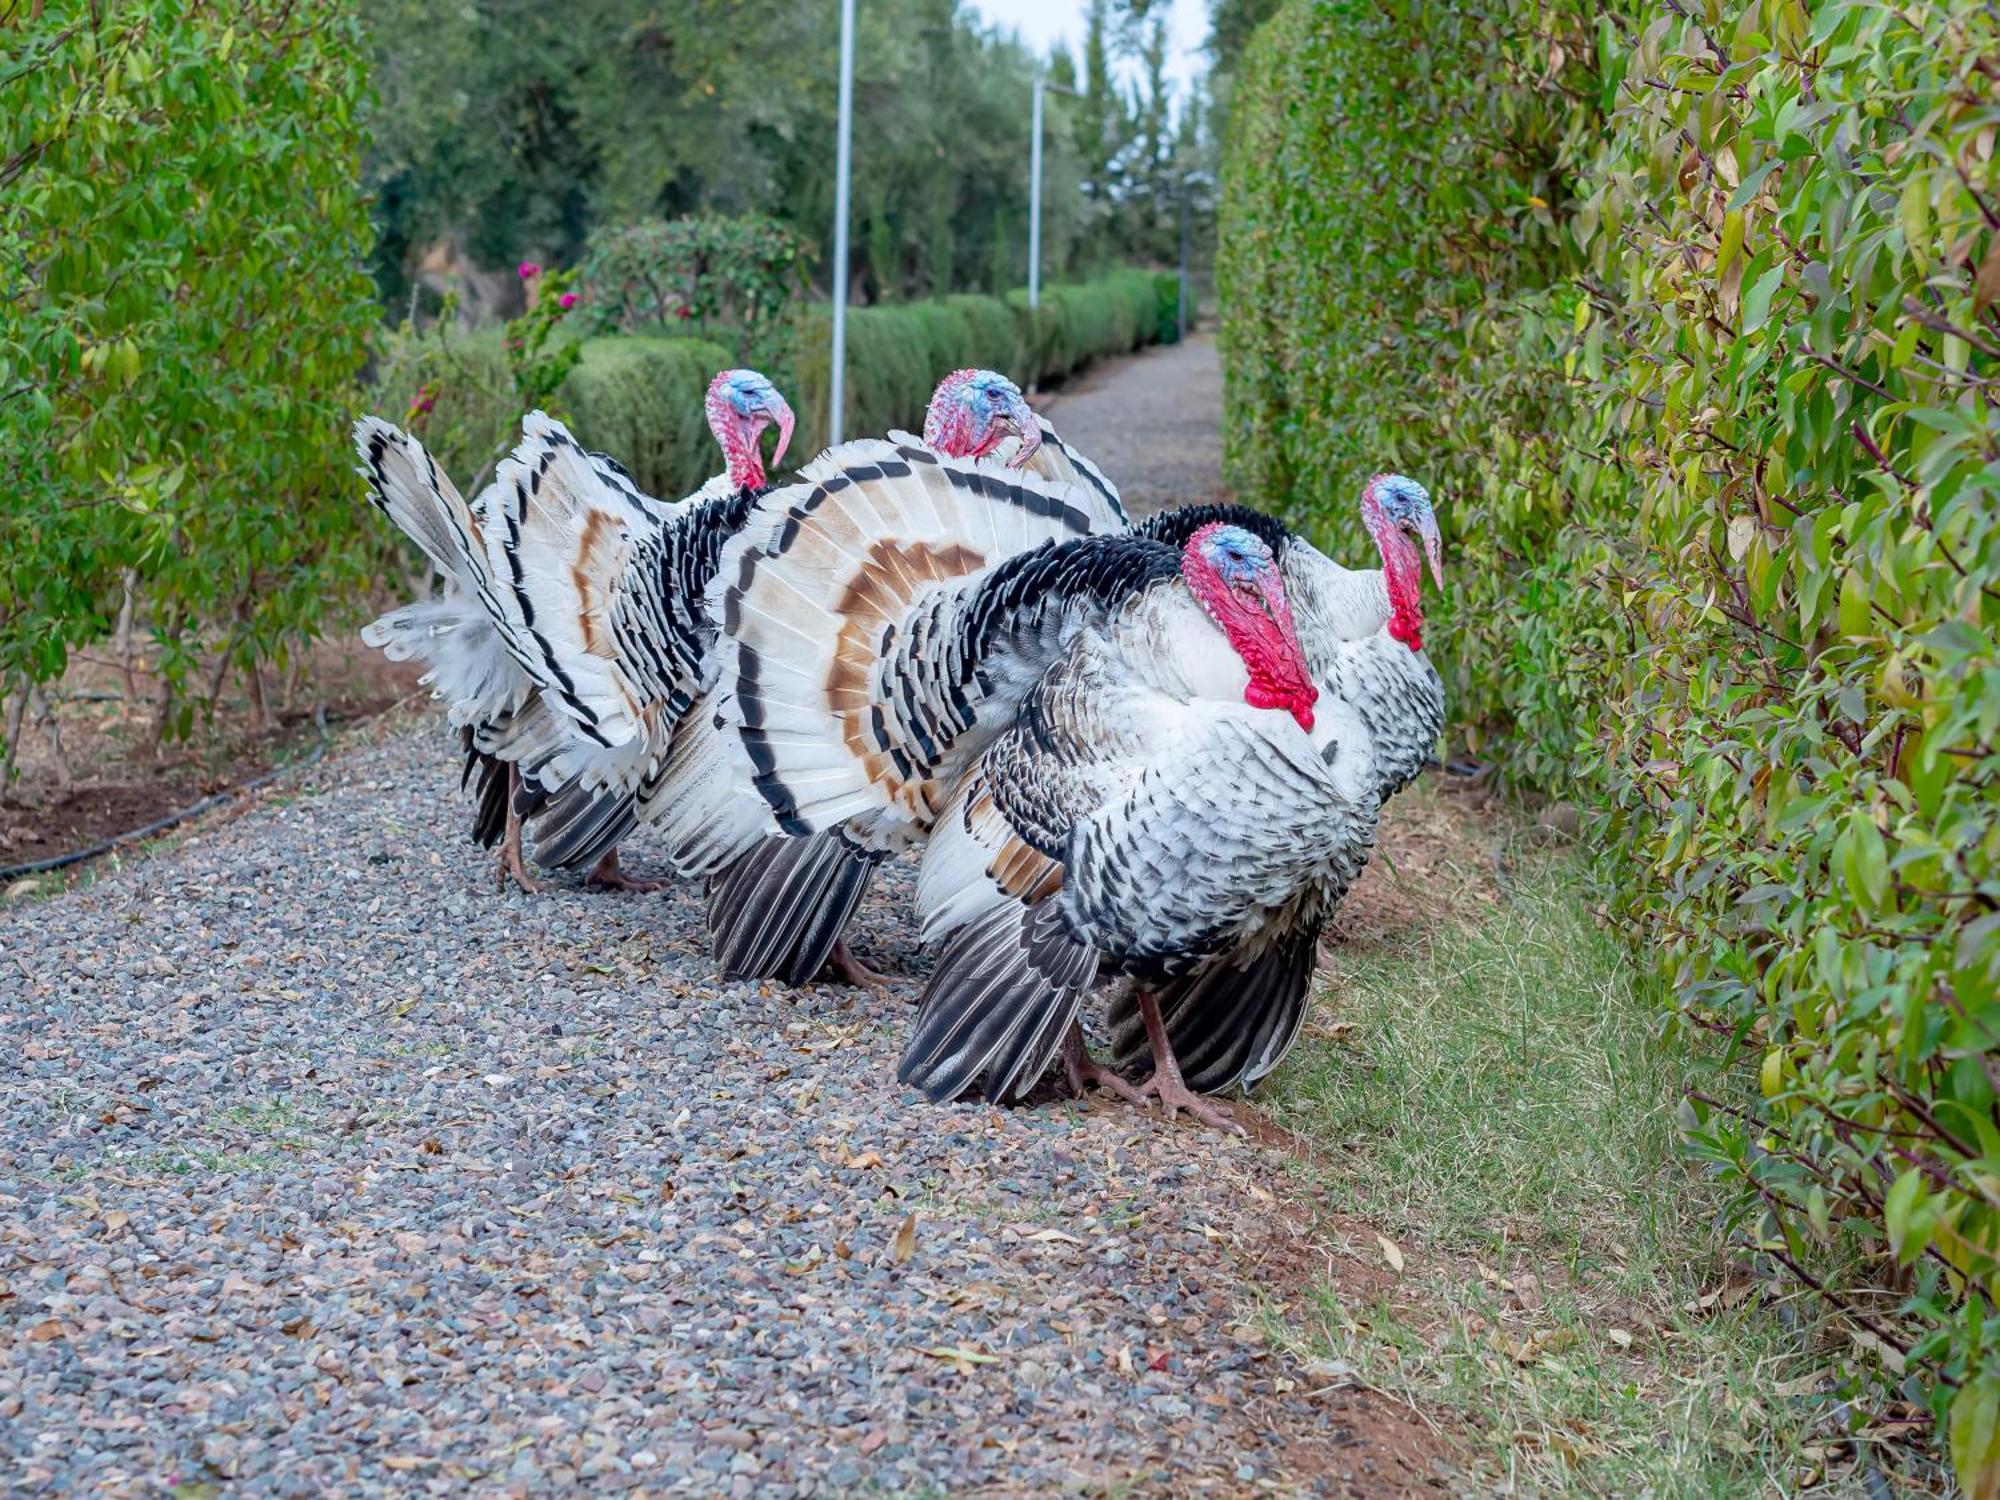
left=1137, top=1072, right=1246, bottom=1136
left=584, top=852, right=667, bottom=893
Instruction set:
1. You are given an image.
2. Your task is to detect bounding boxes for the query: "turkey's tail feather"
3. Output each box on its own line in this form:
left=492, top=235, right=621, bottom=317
left=461, top=729, right=512, bottom=850
left=710, top=439, right=1109, bottom=848
left=353, top=417, right=487, bottom=587
left=481, top=411, right=661, bottom=750
left=1107, top=924, right=1319, bottom=1094
left=1017, top=415, right=1128, bottom=532
left=354, top=419, right=535, bottom=727
left=707, top=832, right=884, bottom=984
left=526, top=781, right=640, bottom=873
left=897, top=899, right=1099, bottom=1104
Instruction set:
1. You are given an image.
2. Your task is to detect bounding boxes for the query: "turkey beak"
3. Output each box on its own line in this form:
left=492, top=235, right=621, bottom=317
left=766, top=394, right=795, bottom=471
left=1002, top=389, right=1041, bottom=469
left=1417, top=510, right=1443, bottom=590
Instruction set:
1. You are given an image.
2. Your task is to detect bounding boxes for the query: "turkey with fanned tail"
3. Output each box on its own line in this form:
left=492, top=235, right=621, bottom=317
left=690, top=434, right=1382, bottom=1122
left=352, top=368, right=792, bottom=891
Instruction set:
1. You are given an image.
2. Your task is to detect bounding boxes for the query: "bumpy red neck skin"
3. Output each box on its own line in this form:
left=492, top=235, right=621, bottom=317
left=706, top=381, right=766, bottom=491
left=1183, top=541, right=1319, bottom=732
left=1362, top=486, right=1425, bottom=652
left=923, top=370, right=979, bottom=449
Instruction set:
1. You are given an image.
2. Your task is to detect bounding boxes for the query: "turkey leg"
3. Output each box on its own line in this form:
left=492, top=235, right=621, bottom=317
left=496, top=766, right=541, bottom=894
left=584, top=849, right=668, bottom=894
left=1134, top=989, right=1246, bottom=1135
left=825, top=938, right=891, bottom=992
left=1061, top=1020, right=1147, bottom=1106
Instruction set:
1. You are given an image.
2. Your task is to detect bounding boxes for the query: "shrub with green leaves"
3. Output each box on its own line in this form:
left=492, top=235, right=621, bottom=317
left=793, top=271, right=1166, bottom=453
left=372, top=327, right=732, bottom=501
left=1, top=1, right=379, bottom=735
left=579, top=214, right=807, bottom=373
left=1223, top=0, right=2000, bottom=1477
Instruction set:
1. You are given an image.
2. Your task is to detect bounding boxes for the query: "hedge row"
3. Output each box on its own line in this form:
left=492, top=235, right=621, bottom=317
left=4, top=3, right=378, bottom=720
left=1222, top=0, right=2000, bottom=1471
left=790, top=269, right=1168, bottom=452
left=374, top=331, right=732, bottom=501
left=377, top=269, right=1175, bottom=488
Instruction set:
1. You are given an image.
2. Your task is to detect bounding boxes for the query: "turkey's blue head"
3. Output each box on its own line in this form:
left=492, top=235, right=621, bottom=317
left=923, top=368, right=1041, bottom=468
left=706, top=369, right=794, bottom=492
left=1183, top=521, right=1317, bottom=733
left=1360, top=474, right=1441, bottom=652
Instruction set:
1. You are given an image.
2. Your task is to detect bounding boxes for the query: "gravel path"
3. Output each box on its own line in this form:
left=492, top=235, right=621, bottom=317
left=1, top=339, right=1445, bottom=1498
left=1043, top=332, right=1228, bottom=515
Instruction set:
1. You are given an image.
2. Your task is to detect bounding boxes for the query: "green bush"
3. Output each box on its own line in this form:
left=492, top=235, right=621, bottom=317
left=373, top=328, right=732, bottom=499
left=1, top=1, right=379, bottom=730
left=579, top=213, right=806, bottom=373
left=1223, top=0, right=2000, bottom=1475
left=1154, top=271, right=1187, bottom=345
left=795, top=270, right=1163, bottom=453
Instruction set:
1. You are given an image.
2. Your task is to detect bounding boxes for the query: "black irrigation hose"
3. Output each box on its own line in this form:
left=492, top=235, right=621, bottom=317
left=0, top=706, right=331, bottom=883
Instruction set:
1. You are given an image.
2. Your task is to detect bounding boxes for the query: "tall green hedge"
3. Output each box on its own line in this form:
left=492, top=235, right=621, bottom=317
left=1223, top=0, right=2000, bottom=1476
left=2, top=2, right=379, bottom=726
left=373, top=330, right=733, bottom=500
left=791, top=268, right=1164, bottom=453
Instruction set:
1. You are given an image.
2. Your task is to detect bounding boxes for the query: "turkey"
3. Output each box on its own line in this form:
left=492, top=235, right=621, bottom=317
left=648, top=372, right=1127, bottom=987
left=695, top=449, right=1367, bottom=1120
left=892, top=367, right=1128, bottom=532
left=353, top=368, right=792, bottom=891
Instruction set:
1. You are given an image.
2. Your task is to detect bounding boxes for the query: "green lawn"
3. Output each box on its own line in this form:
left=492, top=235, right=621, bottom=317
left=1261, top=802, right=1936, bottom=1496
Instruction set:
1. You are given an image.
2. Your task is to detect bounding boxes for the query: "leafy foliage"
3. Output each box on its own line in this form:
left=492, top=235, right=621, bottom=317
left=1222, top=0, right=2000, bottom=1474
left=361, top=0, right=1213, bottom=309
left=579, top=214, right=807, bottom=372
left=1, top=0, right=379, bottom=735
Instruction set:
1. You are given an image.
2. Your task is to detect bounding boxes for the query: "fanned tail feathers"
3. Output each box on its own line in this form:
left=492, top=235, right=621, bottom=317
left=353, top=419, right=534, bottom=726
left=897, top=900, right=1098, bottom=1103
left=711, top=439, right=1101, bottom=847
left=707, top=832, right=885, bottom=983
left=1106, top=924, right=1320, bottom=1094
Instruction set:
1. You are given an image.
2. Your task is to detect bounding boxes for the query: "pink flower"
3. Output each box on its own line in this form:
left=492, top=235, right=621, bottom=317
left=558, top=292, right=579, bottom=309
left=518, top=261, right=540, bottom=280
left=677, top=306, right=693, bottom=320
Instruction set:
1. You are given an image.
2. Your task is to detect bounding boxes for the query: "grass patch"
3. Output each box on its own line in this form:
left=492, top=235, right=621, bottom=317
left=1265, top=833, right=1919, bottom=1495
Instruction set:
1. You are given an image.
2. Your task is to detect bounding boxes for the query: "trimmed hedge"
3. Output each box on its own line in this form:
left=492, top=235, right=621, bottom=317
left=373, top=267, right=1165, bottom=495
left=1223, top=0, right=2000, bottom=1472
left=792, top=269, right=1165, bottom=453
left=372, top=330, right=732, bottom=500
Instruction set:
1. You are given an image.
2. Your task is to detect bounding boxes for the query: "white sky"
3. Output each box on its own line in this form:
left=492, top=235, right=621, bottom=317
left=968, top=0, right=1210, bottom=99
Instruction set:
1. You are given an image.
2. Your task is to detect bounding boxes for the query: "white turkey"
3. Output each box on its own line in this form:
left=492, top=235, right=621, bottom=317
left=892, top=367, right=1130, bottom=532
left=695, top=447, right=1383, bottom=1119
left=353, top=368, right=792, bottom=891
left=698, top=436, right=1444, bottom=1119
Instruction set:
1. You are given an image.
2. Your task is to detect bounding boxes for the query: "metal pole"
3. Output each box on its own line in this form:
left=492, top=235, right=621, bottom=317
left=829, top=0, right=856, bottom=446
left=1027, top=74, right=1044, bottom=311
left=1177, top=178, right=1190, bottom=340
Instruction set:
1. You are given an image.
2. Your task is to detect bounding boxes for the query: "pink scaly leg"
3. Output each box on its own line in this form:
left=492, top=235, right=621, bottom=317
left=1061, top=1020, right=1148, bottom=1106
left=496, top=767, right=540, bottom=895
left=1134, top=989, right=1246, bottom=1136
left=584, top=848, right=668, bottom=893
left=825, top=939, right=891, bottom=993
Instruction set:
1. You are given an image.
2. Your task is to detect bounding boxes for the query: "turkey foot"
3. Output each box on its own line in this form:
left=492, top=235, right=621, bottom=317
left=1061, top=1021, right=1147, bottom=1106
left=584, top=849, right=667, bottom=893
left=825, top=939, right=891, bottom=992
left=496, top=768, right=541, bottom=894
left=1134, top=989, right=1247, bottom=1136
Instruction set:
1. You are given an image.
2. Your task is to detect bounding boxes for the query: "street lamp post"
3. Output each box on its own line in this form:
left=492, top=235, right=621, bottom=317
left=828, top=0, right=857, bottom=446
left=1026, top=74, right=1081, bottom=314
